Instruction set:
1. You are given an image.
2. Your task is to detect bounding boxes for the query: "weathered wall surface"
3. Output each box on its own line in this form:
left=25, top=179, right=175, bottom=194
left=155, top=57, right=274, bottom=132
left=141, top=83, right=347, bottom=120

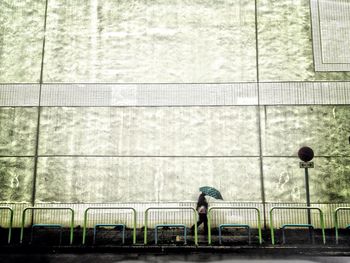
left=0, top=0, right=349, bottom=204
left=39, top=107, right=260, bottom=156
left=0, top=1, right=45, bottom=82
left=258, top=0, right=350, bottom=80
left=43, top=0, right=256, bottom=83
left=36, top=157, right=261, bottom=202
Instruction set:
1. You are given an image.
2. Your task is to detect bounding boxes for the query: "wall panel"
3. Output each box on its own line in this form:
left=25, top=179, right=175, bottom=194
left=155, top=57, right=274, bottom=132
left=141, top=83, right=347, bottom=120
left=0, top=107, right=38, bottom=156
left=0, top=158, right=34, bottom=202
left=263, top=157, right=350, bottom=202
left=39, top=106, right=260, bottom=156
left=258, top=0, right=350, bottom=81
left=36, top=157, right=261, bottom=203
left=43, top=0, right=256, bottom=83
left=262, top=105, right=350, bottom=157
left=0, top=0, right=45, bottom=83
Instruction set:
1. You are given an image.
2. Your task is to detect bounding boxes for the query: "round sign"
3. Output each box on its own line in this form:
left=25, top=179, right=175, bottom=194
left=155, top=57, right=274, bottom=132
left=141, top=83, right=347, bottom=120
left=298, top=146, right=314, bottom=162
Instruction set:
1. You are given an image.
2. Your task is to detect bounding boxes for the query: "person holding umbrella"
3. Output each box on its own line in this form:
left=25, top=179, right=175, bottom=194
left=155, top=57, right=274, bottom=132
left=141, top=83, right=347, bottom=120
left=191, top=186, right=223, bottom=236
left=191, top=192, right=209, bottom=235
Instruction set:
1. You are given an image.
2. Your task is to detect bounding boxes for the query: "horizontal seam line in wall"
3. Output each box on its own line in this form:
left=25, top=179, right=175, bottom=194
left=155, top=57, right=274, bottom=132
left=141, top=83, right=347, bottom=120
left=1, top=155, right=349, bottom=158
left=0, top=155, right=261, bottom=158
left=262, top=155, right=350, bottom=158
left=0, top=82, right=256, bottom=85
left=1, top=80, right=350, bottom=85
left=29, top=105, right=260, bottom=108
left=0, top=202, right=347, bottom=205
left=1, top=104, right=350, bottom=108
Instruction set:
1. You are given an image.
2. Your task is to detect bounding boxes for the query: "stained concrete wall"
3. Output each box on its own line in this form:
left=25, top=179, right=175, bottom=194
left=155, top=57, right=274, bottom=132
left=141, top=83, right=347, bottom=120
left=0, top=0, right=349, bottom=204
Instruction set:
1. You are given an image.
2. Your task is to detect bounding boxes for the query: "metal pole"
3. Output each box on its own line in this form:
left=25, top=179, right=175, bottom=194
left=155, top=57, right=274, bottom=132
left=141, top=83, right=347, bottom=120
left=305, top=168, right=311, bottom=217
left=304, top=167, right=312, bottom=241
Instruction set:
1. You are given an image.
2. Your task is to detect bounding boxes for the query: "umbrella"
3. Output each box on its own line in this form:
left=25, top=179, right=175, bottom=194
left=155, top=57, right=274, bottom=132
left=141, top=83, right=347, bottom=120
left=199, top=186, right=223, bottom=200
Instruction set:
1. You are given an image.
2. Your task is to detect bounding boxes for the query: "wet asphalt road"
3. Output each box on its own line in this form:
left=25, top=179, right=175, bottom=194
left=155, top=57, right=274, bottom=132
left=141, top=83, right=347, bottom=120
left=1, top=254, right=350, bottom=263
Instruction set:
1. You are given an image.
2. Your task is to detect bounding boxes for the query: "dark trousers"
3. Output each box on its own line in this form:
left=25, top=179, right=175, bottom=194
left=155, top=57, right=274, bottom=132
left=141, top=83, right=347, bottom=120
left=191, top=213, right=208, bottom=235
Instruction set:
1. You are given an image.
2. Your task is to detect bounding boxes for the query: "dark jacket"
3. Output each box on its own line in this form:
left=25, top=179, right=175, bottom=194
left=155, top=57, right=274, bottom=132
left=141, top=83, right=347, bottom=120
left=196, top=193, right=208, bottom=213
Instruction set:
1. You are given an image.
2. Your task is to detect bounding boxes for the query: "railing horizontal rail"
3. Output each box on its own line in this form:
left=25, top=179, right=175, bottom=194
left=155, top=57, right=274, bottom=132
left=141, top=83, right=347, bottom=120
left=1, top=202, right=349, bottom=229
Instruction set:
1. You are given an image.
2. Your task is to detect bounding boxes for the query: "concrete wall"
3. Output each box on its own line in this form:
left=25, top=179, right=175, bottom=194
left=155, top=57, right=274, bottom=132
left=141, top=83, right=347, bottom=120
left=0, top=0, right=349, bottom=204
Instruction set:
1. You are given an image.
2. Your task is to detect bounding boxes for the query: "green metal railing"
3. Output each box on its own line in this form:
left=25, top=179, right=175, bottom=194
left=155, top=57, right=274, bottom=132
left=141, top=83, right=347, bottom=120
left=20, top=207, right=74, bottom=244
left=82, top=207, right=137, bottom=245
left=207, top=206, right=262, bottom=245
left=144, top=207, right=198, bottom=245
left=0, top=207, right=13, bottom=244
left=270, top=206, right=325, bottom=245
left=334, top=207, right=350, bottom=245
left=4, top=204, right=347, bottom=246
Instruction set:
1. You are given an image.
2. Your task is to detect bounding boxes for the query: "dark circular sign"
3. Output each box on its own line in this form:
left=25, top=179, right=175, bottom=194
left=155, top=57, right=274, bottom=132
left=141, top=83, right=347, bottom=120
left=298, top=146, right=314, bottom=162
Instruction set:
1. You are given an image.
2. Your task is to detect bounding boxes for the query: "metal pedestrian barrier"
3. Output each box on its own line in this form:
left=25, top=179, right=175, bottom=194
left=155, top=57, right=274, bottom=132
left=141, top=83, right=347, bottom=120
left=144, top=207, right=198, bottom=245
left=270, top=206, right=326, bottom=245
left=3, top=204, right=349, bottom=246
left=334, top=207, right=350, bottom=244
left=0, top=207, right=13, bottom=244
left=207, top=207, right=262, bottom=245
left=20, top=207, right=74, bottom=245
left=82, top=207, right=136, bottom=245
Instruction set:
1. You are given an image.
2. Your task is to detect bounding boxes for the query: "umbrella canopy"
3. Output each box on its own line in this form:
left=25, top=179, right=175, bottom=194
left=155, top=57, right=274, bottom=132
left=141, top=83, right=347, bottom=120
left=199, top=186, right=223, bottom=200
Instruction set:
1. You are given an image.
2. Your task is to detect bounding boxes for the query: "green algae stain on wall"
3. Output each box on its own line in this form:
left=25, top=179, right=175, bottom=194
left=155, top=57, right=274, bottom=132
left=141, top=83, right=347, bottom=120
left=312, top=158, right=350, bottom=203
left=0, top=158, right=34, bottom=202
left=264, top=157, right=350, bottom=203
left=0, top=108, right=37, bottom=202
left=262, top=105, right=350, bottom=202
left=262, top=106, right=350, bottom=157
